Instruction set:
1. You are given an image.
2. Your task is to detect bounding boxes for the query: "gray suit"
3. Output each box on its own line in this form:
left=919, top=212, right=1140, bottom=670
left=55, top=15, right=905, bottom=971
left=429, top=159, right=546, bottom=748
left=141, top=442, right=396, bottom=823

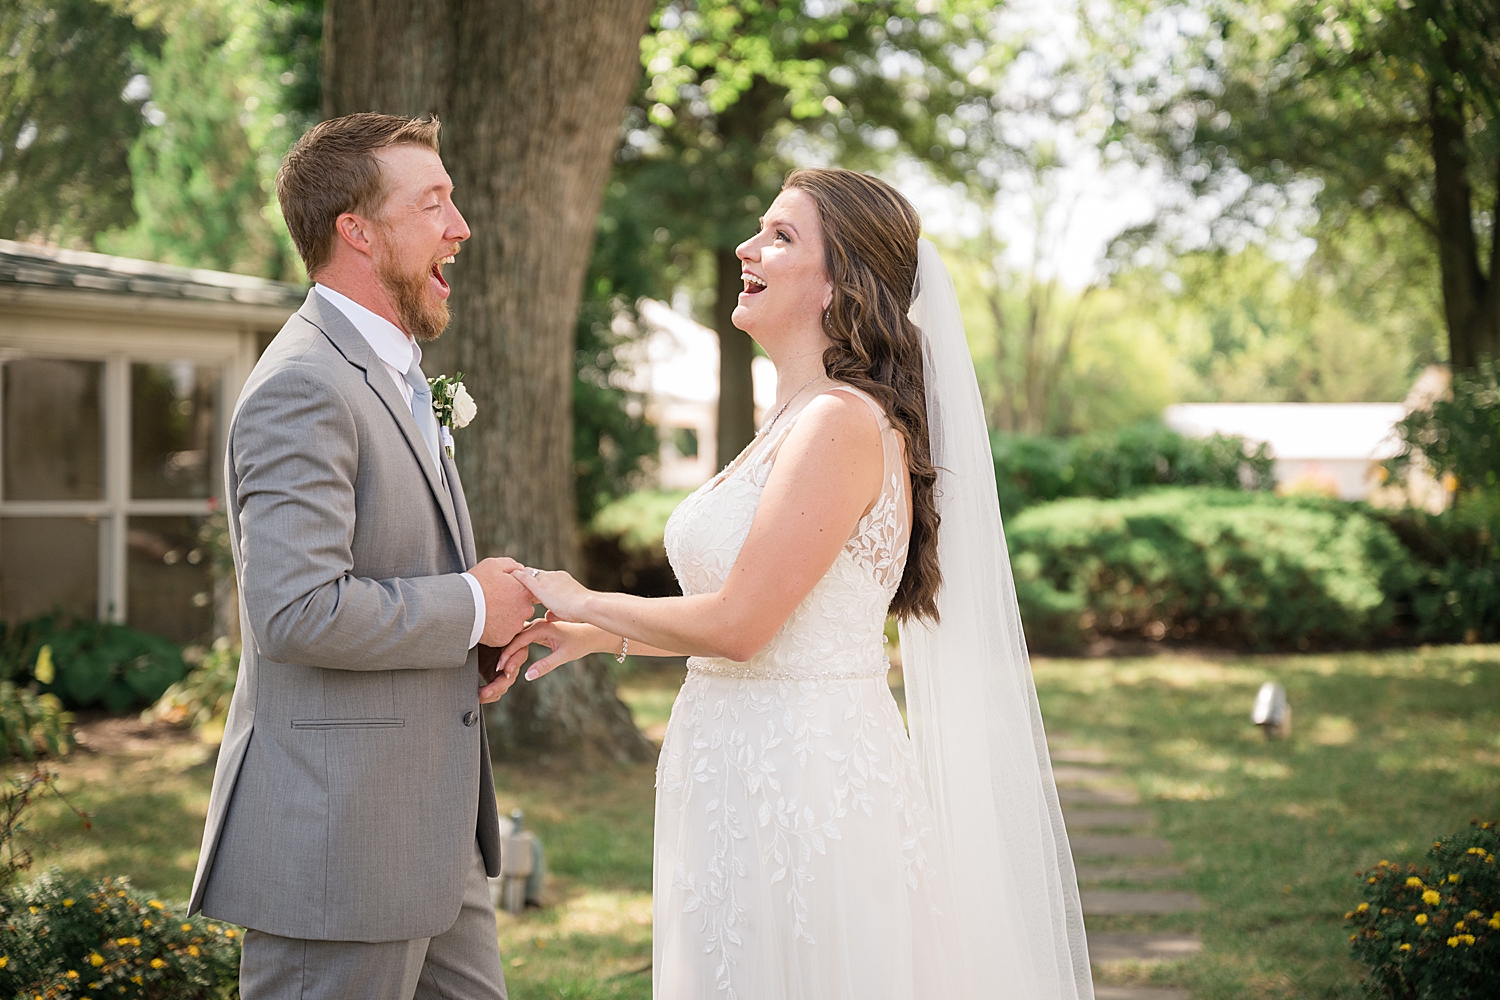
left=191, top=290, right=503, bottom=957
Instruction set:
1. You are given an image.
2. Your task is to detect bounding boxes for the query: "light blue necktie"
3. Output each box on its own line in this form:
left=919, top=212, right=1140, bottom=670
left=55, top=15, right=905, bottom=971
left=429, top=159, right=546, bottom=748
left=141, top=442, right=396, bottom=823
left=403, top=350, right=444, bottom=482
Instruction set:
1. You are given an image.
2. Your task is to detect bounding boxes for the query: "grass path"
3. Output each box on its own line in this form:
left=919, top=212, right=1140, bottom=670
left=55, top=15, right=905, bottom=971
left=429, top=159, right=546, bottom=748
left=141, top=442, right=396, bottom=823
left=12, top=646, right=1499, bottom=999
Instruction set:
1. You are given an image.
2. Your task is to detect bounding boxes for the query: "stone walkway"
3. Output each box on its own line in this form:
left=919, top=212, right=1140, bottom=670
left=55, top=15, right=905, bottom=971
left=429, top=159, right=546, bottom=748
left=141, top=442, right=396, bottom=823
left=1051, top=745, right=1202, bottom=1000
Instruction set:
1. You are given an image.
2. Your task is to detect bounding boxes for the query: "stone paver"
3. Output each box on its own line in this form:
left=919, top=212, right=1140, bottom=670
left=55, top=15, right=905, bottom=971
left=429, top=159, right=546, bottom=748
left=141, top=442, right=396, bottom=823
left=1094, top=987, right=1191, bottom=1000
left=1060, top=786, right=1141, bottom=806
left=1082, top=890, right=1205, bottom=916
left=1088, top=933, right=1203, bottom=964
left=1070, top=834, right=1175, bottom=859
left=1075, top=864, right=1187, bottom=883
left=1063, top=808, right=1155, bottom=829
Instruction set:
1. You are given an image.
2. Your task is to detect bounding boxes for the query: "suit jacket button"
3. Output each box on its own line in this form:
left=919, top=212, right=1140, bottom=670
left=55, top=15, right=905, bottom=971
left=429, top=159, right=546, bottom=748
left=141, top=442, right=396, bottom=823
left=463, top=711, right=478, bottom=727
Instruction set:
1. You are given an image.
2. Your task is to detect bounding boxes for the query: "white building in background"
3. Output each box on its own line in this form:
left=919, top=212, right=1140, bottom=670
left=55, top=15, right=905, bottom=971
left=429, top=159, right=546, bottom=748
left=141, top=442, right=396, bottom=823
left=1163, top=367, right=1452, bottom=508
left=620, top=299, right=775, bottom=489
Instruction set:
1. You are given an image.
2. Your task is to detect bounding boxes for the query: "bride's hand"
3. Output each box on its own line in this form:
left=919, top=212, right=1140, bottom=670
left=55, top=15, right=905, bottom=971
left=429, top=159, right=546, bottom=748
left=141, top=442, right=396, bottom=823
left=511, top=567, right=591, bottom=622
left=495, top=613, right=611, bottom=682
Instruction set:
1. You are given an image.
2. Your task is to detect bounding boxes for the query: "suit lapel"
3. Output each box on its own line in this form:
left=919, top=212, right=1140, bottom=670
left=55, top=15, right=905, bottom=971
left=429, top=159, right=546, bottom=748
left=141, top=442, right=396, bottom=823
left=297, top=291, right=466, bottom=568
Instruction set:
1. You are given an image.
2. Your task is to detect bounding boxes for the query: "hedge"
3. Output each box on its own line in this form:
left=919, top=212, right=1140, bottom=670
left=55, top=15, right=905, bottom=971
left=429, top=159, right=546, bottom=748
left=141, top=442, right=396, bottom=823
left=1006, top=489, right=1423, bottom=652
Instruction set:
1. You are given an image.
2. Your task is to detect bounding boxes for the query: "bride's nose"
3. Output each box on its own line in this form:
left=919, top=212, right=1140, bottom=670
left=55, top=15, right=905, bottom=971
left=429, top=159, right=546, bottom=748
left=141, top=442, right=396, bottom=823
left=735, top=234, right=760, bottom=262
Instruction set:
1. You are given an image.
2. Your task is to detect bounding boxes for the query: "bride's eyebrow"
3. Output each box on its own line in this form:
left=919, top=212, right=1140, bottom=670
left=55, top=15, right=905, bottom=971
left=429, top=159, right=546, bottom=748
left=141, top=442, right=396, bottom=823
left=760, top=216, right=799, bottom=239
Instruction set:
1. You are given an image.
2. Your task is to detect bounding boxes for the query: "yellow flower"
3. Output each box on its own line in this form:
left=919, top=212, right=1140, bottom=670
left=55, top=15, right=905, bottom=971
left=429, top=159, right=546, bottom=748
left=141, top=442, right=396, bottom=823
left=62, top=899, right=74, bottom=908
left=187, top=945, right=200, bottom=958
left=1468, top=848, right=1485, bottom=855
left=147, top=900, right=164, bottom=909
left=1448, top=936, right=1460, bottom=947
left=1416, top=914, right=1428, bottom=926
left=1447, top=874, right=1461, bottom=883
left=116, top=938, right=130, bottom=946
left=150, top=958, right=166, bottom=969
left=1345, top=911, right=1354, bottom=920
left=1455, top=921, right=1466, bottom=931
left=1422, top=890, right=1441, bottom=906
left=1399, top=943, right=1412, bottom=952
left=224, top=928, right=237, bottom=939
left=142, top=919, right=152, bottom=928
left=0, top=957, right=7, bottom=968
left=89, top=953, right=104, bottom=967
left=1468, top=910, right=1483, bottom=920
left=27, top=906, right=36, bottom=915
left=117, top=891, right=126, bottom=897
left=65, top=970, right=78, bottom=980
left=1357, top=903, right=1369, bottom=913
left=180, top=923, right=193, bottom=932
left=1406, top=877, right=1423, bottom=888
left=131, top=975, right=143, bottom=985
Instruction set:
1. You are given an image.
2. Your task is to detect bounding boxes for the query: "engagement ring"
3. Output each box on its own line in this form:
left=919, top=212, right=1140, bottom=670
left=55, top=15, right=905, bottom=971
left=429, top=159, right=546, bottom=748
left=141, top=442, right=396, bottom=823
left=529, top=568, right=539, bottom=577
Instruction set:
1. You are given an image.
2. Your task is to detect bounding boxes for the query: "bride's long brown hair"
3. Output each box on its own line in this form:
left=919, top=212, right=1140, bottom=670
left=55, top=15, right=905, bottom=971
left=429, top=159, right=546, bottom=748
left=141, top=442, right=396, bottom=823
left=783, top=167, right=941, bottom=622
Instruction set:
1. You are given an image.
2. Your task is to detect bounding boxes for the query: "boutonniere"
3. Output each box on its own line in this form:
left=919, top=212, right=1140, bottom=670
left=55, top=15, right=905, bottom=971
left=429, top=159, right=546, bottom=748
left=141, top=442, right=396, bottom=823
left=427, top=372, right=476, bottom=457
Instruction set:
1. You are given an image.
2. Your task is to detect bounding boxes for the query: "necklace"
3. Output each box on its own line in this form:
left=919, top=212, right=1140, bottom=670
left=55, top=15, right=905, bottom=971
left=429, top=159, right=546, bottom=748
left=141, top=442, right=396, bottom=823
left=759, top=373, right=824, bottom=435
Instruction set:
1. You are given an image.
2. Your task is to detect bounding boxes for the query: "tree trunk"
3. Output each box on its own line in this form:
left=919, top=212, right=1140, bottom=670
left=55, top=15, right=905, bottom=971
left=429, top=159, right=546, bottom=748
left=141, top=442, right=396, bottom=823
left=324, top=0, right=656, bottom=763
left=714, top=245, right=757, bottom=468
left=1430, top=88, right=1499, bottom=371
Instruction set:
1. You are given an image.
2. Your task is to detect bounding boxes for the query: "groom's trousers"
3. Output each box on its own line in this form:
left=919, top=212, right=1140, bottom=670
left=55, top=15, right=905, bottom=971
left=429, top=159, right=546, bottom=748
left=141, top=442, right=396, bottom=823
left=238, top=841, right=507, bottom=1000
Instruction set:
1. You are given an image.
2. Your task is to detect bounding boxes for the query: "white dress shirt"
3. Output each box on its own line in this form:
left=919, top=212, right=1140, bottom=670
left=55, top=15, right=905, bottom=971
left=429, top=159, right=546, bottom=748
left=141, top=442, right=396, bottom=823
left=315, top=284, right=487, bottom=649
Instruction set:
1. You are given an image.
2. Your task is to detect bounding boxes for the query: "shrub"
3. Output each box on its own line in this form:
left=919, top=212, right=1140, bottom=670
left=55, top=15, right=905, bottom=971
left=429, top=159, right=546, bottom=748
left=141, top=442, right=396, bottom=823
left=992, top=421, right=1274, bottom=517
left=0, top=872, right=241, bottom=998
left=1347, top=820, right=1500, bottom=1000
left=1376, top=496, right=1500, bottom=645
left=0, top=683, right=72, bottom=761
left=145, top=638, right=239, bottom=742
left=1387, top=359, right=1500, bottom=498
left=0, top=617, right=189, bottom=714
left=1008, top=489, right=1421, bottom=652
left=582, top=489, right=689, bottom=597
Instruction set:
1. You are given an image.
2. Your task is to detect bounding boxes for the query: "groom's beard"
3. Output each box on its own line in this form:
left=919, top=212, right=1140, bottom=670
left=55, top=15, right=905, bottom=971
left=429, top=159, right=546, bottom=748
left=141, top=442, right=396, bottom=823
left=373, top=241, right=450, bottom=343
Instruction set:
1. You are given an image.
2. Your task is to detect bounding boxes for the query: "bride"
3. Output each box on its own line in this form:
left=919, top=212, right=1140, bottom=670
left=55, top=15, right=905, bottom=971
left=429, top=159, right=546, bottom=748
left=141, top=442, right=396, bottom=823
left=496, top=168, right=1092, bottom=999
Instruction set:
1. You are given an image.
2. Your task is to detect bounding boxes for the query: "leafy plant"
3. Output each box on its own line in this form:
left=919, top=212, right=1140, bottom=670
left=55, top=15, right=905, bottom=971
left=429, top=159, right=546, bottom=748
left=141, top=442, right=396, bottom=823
left=1388, top=361, right=1500, bottom=501
left=992, top=421, right=1273, bottom=518
left=1347, top=820, right=1500, bottom=1000
left=33, top=619, right=187, bottom=714
left=0, top=872, right=240, bottom=999
left=145, top=638, right=239, bottom=742
left=0, top=683, right=73, bottom=761
left=1007, top=489, right=1420, bottom=652
left=1377, top=496, right=1500, bottom=645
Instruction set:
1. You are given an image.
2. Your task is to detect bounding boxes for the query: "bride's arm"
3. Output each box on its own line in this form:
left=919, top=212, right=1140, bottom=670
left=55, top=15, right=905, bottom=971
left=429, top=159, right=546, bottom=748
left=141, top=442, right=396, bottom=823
left=514, top=391, right=884, bottom=668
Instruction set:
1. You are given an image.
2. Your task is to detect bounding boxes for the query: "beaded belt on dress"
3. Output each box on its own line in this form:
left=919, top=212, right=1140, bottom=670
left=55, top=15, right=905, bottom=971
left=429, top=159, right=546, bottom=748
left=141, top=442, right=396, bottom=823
left=686, top=650, right=891, bottom=681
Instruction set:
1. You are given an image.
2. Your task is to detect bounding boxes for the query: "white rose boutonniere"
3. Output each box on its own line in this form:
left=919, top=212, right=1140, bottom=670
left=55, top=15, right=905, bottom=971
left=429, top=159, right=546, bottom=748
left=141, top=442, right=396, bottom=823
left=427, top=372, right=475, bottom=458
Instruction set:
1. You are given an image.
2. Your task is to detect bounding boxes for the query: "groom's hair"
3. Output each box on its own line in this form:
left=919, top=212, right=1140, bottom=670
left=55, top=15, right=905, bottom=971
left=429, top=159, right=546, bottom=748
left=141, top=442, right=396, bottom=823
left=276, top=113, right=443, bottom=277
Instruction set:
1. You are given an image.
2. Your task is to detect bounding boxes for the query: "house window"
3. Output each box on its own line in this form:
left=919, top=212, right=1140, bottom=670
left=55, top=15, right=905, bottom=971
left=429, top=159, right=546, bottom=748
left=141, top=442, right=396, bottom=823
left=0, top=354, right=223, bottom=644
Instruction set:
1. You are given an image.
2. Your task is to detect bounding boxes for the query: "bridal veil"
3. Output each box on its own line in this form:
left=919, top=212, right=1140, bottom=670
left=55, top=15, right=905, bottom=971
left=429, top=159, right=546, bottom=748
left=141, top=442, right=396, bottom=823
left=899, top=238, right=1094, bottom=999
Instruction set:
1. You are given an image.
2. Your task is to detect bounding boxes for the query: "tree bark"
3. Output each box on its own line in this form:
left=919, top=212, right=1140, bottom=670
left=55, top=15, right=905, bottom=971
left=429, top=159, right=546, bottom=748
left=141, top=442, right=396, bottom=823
left=1429, top=87, right=1499, bottom=371
left=714, top=245, right=757, bottom=468
left=324, top=0, right=656, bottom=763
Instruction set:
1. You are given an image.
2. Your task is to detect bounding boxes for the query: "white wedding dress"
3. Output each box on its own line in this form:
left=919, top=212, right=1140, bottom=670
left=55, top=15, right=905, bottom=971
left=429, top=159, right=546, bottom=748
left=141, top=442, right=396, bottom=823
left=655, top=385, right=964, bottom=999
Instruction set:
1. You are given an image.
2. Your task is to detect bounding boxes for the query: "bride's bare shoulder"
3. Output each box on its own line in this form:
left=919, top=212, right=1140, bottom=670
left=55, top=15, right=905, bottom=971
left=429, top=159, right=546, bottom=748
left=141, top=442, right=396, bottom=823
left=771, top=388, right=884, bottom=479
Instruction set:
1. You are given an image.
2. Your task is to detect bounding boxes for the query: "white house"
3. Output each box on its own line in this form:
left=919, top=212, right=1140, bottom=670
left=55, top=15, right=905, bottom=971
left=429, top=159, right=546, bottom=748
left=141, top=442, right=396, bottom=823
left=620, top=298, right=776, bottom=489
left=1163, top=368, right=1451, bottom=508
left=0, top=239, right=304, bottom=643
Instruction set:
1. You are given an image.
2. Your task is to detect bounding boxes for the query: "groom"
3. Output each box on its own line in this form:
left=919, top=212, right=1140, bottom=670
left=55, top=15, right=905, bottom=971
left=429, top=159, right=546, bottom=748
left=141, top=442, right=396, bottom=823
left=188, top=114, right=536, bottom=999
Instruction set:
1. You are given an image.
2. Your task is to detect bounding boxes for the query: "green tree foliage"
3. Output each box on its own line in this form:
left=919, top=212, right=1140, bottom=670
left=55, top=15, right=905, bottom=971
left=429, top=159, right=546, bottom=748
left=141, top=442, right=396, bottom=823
left=0, top=0, right=159, bottom=244
left=96, top=0, right=316, bottom=279
left=619, top=0, right=993, bottom=463
left=1093, top=0, right=1499, bottom=370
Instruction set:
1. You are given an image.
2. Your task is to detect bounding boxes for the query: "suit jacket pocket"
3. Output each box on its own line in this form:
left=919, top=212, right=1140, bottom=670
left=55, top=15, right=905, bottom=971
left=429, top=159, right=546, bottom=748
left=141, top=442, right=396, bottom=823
left=289, top=718, right=405, bottom=730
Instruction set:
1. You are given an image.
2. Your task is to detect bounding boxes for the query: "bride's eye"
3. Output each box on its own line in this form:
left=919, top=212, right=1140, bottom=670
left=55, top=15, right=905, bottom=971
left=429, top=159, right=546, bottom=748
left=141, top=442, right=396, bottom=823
left=775, top=230, right=791, bottom=243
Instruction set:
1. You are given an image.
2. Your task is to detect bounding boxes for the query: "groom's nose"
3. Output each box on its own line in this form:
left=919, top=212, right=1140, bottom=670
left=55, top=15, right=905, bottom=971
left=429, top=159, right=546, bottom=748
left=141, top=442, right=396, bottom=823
left=446, top=205, right=471, bottom=244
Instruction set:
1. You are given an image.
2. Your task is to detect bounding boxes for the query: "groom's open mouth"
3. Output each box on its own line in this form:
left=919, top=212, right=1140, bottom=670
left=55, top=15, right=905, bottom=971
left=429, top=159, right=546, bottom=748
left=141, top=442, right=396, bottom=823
left=741, top=271, right=767, bottom=296
left=429, top=255, right=456, bottom=298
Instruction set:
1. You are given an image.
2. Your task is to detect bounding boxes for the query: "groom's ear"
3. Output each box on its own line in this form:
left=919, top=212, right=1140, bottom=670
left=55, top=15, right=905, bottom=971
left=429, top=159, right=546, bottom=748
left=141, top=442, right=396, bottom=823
left=334, top=212, right=376, bottom=259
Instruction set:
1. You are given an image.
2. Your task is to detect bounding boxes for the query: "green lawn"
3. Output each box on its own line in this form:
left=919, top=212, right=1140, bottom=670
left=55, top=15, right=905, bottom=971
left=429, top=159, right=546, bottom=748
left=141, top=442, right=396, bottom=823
left=12, top=646, right=1499, bottom=999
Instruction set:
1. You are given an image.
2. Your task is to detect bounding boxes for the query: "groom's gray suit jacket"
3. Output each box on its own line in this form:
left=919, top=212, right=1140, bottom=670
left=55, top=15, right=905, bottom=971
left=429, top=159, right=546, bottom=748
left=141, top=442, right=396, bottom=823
left=189, top=289, right=503, bottom=942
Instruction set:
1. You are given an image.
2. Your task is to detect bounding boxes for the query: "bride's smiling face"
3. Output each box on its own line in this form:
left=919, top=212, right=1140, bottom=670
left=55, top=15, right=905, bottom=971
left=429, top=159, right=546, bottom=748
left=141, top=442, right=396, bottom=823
left=732, top=188, right=833, bottom=345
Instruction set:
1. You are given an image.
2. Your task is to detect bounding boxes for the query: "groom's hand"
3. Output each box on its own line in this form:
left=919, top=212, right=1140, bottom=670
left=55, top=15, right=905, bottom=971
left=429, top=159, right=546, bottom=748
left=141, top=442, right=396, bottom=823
left=469, top=557, right=536, bottom=646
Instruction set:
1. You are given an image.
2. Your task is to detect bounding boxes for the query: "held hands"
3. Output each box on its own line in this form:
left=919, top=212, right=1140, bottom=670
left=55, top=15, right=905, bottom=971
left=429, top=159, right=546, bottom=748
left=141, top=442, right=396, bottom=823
left=467, top=557, right=537, bottom=647
left=510, top=567, right=590, bottom=622
left=496, top=612, right=612, bottom=684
